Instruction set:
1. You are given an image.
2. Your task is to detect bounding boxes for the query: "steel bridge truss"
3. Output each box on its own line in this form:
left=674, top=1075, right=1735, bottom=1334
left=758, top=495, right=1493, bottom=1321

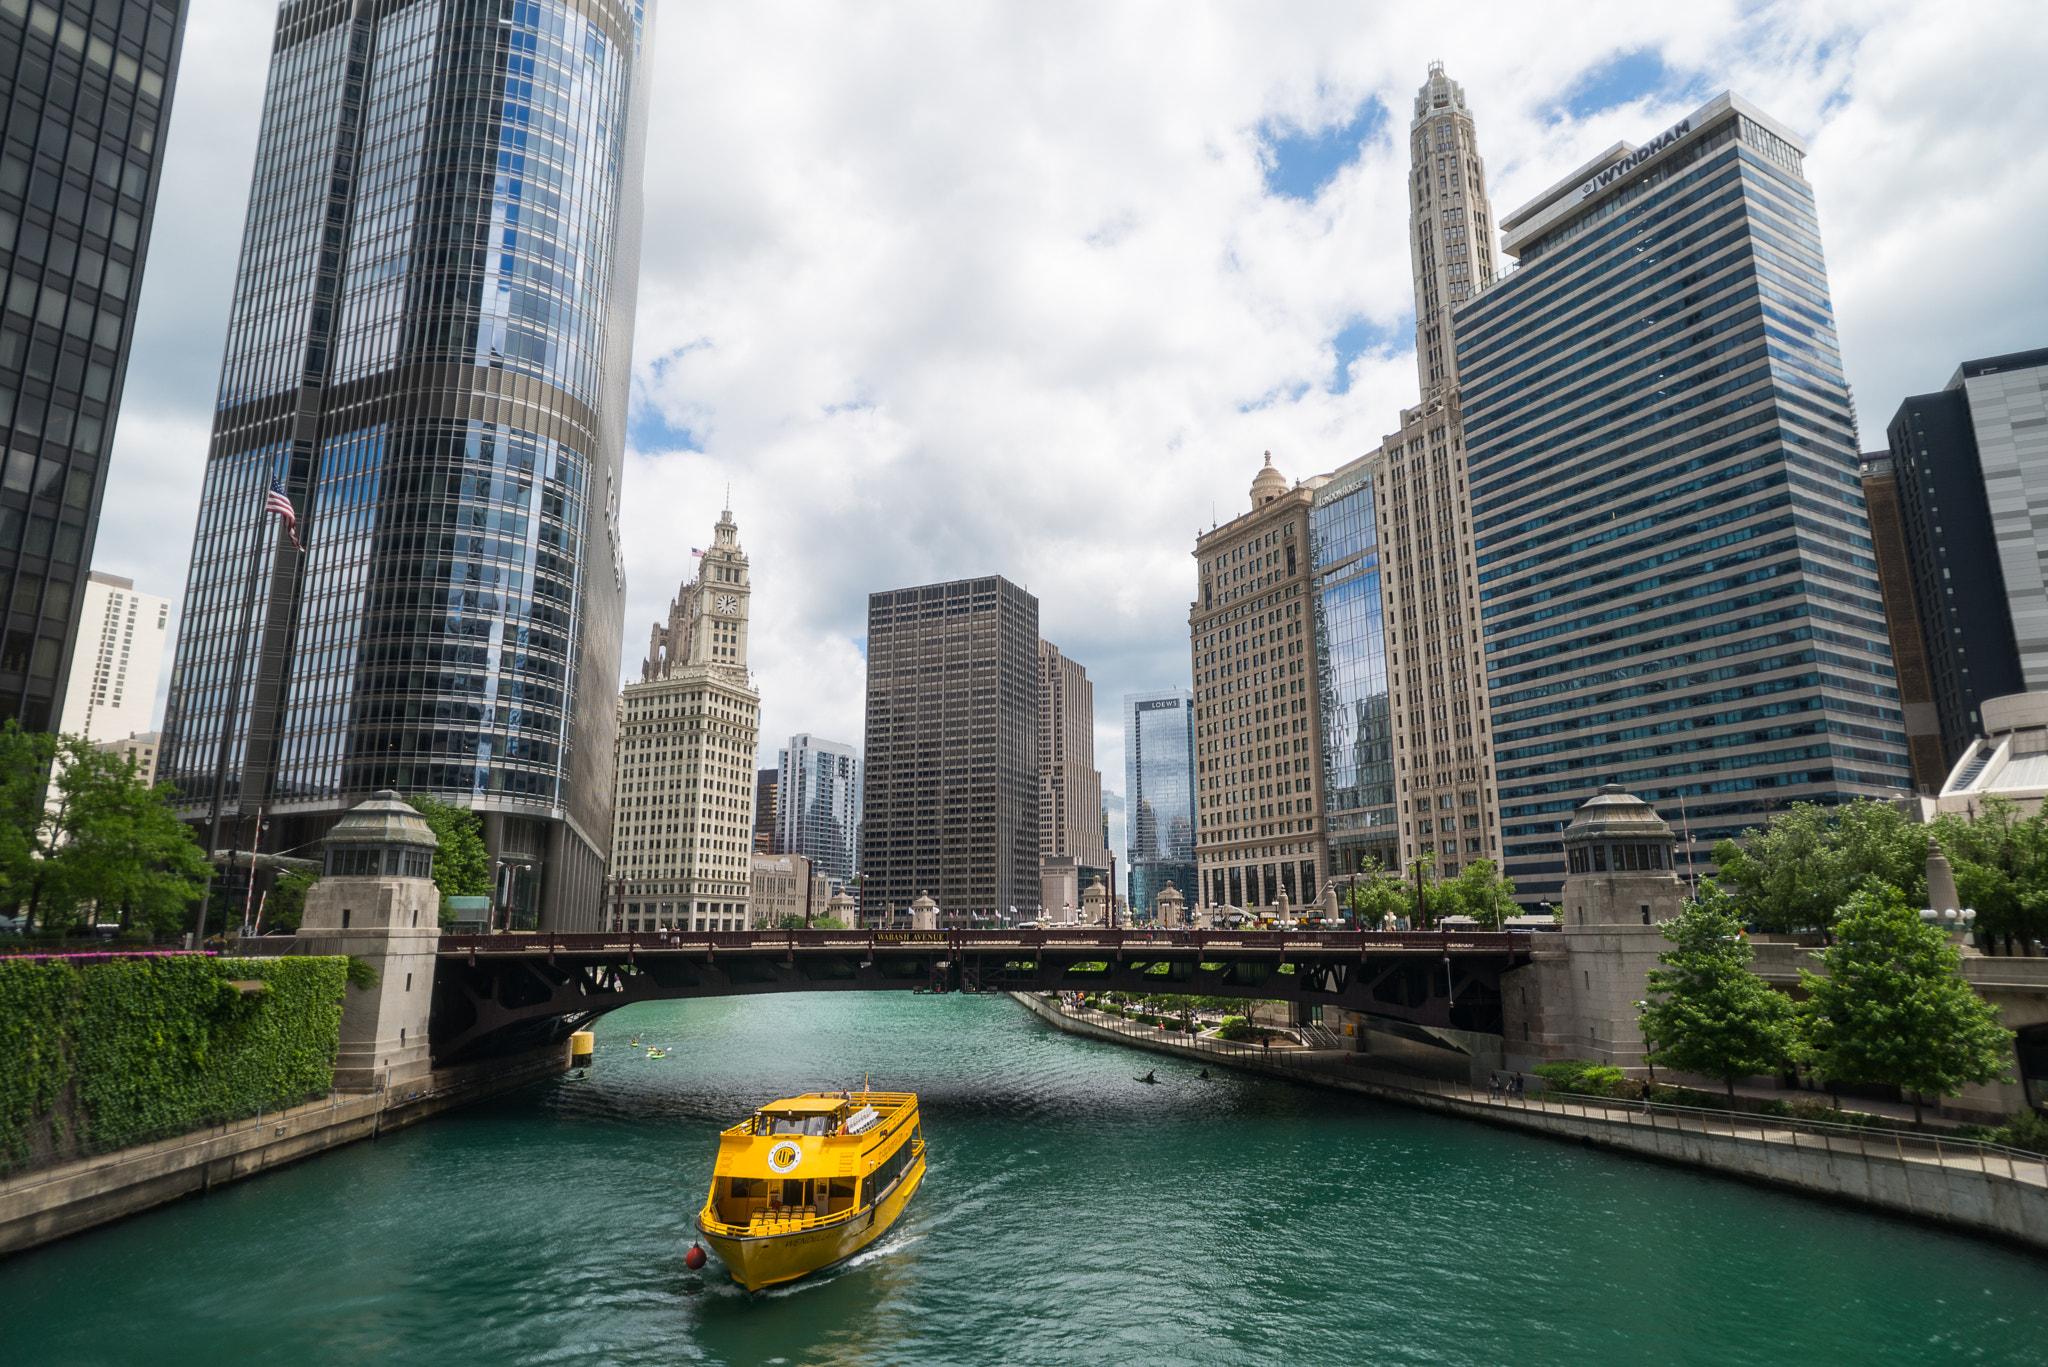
left=429, top=928, right=1534, bottom=1064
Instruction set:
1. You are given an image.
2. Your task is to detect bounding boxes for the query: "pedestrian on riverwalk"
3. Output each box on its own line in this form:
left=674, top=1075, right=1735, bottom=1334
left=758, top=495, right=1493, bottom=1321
left=1489, top=1072, right=1501, bottom=1100
left=1511, top=1072, right=1524, bottom=1100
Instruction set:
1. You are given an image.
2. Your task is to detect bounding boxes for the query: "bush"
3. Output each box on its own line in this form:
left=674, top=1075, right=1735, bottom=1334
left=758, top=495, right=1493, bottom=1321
left=1534, top=1059, right=1628, bottom=1097
left=1215, top=1017, right=1257, bottom=1042
left=1997, top=1107, right=2048, bottom=1156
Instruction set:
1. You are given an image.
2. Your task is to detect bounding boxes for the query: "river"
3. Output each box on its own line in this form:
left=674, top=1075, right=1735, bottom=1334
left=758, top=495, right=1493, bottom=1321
left=7, top=993, right=2044, bottom=1365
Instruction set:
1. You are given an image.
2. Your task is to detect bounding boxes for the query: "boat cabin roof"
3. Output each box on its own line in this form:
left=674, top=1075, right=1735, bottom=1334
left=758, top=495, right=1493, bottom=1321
left=760, top=1098, right=848, bottom=1116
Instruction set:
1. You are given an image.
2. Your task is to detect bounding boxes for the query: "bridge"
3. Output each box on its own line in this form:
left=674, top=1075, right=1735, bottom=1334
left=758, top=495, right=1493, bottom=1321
left=426, top=926, right=1538, bottom=1063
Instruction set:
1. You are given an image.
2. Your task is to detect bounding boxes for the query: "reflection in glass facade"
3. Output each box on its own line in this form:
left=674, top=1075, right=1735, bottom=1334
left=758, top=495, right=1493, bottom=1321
left=0, top=0, right=186, bottom=729
left=1459, top=92, right=1910, bottom=905
left=775, top=733, right=860, bottom=885
left=1310, top=461, right=1396, bottom=876
left=1123, top=688, right=1193, bottom=920
left=161, top=0, right=651, bottom=929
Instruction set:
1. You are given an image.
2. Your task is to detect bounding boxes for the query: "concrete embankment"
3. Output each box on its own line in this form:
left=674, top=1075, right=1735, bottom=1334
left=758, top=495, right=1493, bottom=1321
left=0, top=1042, right=569, bottom=1257
left=1012, top=993, right=2048, bottom=1254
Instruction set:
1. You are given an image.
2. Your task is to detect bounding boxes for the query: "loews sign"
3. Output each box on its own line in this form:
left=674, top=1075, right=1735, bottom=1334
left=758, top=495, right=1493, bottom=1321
left=1580, top=118, right=1692, bottom=198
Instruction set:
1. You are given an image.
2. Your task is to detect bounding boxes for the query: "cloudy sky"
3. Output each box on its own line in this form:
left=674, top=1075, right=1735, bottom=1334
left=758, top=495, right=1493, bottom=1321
left=102, top=0, right=2048, bottom=809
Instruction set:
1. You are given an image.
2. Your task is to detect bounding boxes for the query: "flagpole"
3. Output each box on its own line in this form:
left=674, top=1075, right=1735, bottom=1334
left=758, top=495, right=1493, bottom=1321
left=191, top=472, right=281, bottom=948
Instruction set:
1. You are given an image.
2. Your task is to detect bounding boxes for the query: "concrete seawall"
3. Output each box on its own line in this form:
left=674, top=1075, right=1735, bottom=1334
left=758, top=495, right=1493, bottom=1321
left=0, top=1042, right=570, bottom=1257
left=1012, top=993, right=2048, bottom=1254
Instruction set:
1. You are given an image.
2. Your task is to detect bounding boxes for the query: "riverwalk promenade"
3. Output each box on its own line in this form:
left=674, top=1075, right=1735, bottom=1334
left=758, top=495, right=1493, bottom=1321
left=1013, top=992, right=2048, bottom=1254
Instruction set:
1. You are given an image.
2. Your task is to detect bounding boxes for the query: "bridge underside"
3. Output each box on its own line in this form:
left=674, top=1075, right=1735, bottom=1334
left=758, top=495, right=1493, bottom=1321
left=429, top=935, right=1528, bottom=1065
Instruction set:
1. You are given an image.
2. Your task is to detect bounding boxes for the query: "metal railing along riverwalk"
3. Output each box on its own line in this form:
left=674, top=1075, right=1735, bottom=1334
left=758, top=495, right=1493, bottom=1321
left=1045, top=998, right=2048, bottom=1190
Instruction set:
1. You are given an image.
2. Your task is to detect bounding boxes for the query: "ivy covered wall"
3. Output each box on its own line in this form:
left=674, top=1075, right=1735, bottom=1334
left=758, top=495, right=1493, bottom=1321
left=0, top=955, right=347, bottom=1174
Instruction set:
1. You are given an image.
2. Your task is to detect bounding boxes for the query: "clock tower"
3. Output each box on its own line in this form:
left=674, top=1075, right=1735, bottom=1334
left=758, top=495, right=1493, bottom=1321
left=689, top=505, right=751, bottom=679
left=610, top=504, right=762, bottom=934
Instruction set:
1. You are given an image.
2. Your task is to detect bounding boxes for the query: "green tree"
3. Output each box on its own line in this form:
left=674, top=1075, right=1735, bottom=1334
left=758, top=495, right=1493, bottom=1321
left=402, top=793, right=491, bottom=924
left=264, top=868, right=318, bottom=932
left=1930, top=796, right=2048, bottom=950
left=1637, top=882, right=1796, bottom=1099
left=46, top=741, right=210, bottom=937
left=1796, top=884, right=2012, bottom=1124
left=1340, top=860, right=1412, bottom=928
left=0, top=729, right=208, bottom=938
left=0, top=723, right=62, bottom=933
left=1437, top=858, right=1519, bottom=929
left=1712, top=799, right=1927, bottom=934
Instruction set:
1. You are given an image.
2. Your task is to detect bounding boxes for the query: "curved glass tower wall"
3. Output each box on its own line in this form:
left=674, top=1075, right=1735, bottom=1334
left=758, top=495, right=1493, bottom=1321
left=1309, top=460, right=1396, bottom=878
left=1123, top=688, right=1193, bottom=920
left=162, top=0, right=650, bottom=929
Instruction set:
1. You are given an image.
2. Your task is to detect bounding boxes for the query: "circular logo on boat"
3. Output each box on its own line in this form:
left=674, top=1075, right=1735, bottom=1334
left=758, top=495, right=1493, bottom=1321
left=767, top=1141, right=802, bottom=1173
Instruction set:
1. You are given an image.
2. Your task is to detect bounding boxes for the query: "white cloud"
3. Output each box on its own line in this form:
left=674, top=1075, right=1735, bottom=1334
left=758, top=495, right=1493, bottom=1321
left=95, top=1, right=2048, bottom=809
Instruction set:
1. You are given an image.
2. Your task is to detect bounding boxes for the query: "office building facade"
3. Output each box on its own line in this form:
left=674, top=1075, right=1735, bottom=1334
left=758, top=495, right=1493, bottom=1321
left=774, top=731, right=859, bottom=884
left=1308, top=457, right=1398, bottom=878
left=861, top=575, right=1038, bottom=916
left=1190, top=455, right=1326, bottom=910
left=752, top=766, right=775, bottom=852
left=0, top=0, right=186, bottom=731
left=1122, top=686, right=1193, bottom=921
left=609, top=507, right=757, bottom=933
left=55, top=567, right=162, bottom=740
left=1459, top=92, right=1912, bottom=904
left=1858, top=451, right=1948, bottom=791
left=750, top=850, right=827, bottom=927
left=160, top=0, right=653, bottom=930
left=1038, top=637, right=1109, bottom=871
left=1879, top=347, right=2048, bottom=769
left=95, top=724, right=153, bottom=781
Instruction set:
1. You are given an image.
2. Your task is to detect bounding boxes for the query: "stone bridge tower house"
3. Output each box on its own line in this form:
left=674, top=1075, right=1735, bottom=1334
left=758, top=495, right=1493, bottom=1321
left=1503, top=785, right=1686, bottom=1074
left=296, top=792, right=442, bottom=1091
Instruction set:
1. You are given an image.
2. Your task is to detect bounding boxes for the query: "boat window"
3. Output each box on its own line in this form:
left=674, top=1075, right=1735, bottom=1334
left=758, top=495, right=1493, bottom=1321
left=765, top=1114, right=832, bottom=1136
left=728, top=1177, right=758, bottom=1198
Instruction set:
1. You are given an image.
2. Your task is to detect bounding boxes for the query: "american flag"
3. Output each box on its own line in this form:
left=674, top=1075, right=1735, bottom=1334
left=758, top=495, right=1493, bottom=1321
left=266, top=475, right=300, bottom=550
left=690, top=547, right=704, bottom=557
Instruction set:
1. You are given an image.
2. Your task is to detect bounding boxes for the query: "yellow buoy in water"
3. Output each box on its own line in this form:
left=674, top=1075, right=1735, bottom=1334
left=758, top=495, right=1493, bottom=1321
left=570, top=1030, right=595, bottom=1068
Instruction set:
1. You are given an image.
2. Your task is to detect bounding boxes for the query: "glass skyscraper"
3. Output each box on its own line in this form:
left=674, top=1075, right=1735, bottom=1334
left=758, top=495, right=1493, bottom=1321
left=0, top=0, right=185, bottom=730
left=161, top=0, right=652, bottom=929
left=1123, top=687, right=1193, bottom=920
left=775, top=733, right=860, bottom=884
left=1458, top=91, right=1910, bottom=904
left=1879, top=348, right=2048, bottom=770
left=1309, top=458, right=1396, bottom=877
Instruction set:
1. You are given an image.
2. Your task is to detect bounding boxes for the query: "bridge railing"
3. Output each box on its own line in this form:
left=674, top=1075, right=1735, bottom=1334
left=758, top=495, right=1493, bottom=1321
left=428, top=927, right=1534, bottom=955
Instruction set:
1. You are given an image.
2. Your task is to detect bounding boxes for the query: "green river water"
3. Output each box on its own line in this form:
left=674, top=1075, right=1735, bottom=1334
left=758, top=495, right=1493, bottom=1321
left=6, top=993, right=2044, bottom=1366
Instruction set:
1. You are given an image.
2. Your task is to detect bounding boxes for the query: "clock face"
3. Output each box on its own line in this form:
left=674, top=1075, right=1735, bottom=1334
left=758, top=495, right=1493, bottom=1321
left=716, top=595, right=739, bottom=615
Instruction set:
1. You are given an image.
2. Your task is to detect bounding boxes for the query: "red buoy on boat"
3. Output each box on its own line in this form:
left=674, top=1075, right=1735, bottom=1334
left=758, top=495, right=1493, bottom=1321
left=685, top=1244, right=707, bottom=1271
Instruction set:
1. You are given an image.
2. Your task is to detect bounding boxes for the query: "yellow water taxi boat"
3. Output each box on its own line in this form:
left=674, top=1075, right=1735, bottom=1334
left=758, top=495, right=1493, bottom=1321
left=694, top=1090, right=925, bottom=1292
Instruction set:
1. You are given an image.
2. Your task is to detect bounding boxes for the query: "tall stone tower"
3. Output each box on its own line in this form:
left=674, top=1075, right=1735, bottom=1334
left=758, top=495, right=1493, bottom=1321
left=296, top=791, right=441, bottom=1091
left=1409, top=61, right=1498, bottom=397
left=1369, top=64, right=1504, bottom=898
left=609, top=505, right=761, bottom=933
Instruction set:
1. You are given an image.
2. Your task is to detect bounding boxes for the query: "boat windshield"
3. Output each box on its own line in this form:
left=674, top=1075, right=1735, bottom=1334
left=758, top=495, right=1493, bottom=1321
left=760, top=1113, right=834, bottom=1136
